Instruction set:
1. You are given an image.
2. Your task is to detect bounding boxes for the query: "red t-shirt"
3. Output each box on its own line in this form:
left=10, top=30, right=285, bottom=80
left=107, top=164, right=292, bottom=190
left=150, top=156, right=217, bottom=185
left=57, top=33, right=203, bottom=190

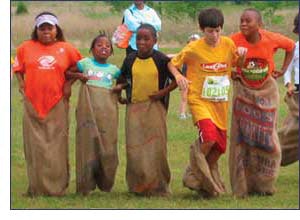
left=231, top=29, right=295, bottom=88
left=13, top=40, right=82, bottom=118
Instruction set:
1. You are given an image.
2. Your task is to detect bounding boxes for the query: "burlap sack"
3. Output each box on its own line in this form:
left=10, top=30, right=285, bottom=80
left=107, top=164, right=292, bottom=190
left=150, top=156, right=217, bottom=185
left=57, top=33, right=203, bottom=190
left=23, top=97, right=69, bottom=196
left=182, top=139, right=225, bottom=197
left=278, top=92, right=299, bottom=166
left=125, top=100, right=171, bottom=196
left=229, top=76, right=281, bottom=197
left=76, top=85, right=119, bottom=194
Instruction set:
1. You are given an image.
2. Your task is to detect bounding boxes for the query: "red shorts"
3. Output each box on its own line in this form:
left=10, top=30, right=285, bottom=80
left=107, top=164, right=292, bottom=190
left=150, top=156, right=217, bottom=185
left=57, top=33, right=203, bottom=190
left=196, top=119, right=227, bottom=154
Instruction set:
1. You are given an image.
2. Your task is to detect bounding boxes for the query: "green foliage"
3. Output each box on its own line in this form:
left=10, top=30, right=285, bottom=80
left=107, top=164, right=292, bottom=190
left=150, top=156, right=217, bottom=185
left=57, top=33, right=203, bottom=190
left=106, top=1, right=222, bottom=21
left=250, top=1, right=284, bottom=25
left=105, top=1, right=132, bottom=13
left=15, top=2, right=28, bottom=15
left=271, top=15, right=284, bottom=25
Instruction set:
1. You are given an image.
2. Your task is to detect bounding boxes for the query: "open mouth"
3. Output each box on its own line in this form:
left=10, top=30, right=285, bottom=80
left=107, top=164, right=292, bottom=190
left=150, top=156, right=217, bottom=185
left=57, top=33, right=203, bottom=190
left=99, top=50, right=108, bottom=55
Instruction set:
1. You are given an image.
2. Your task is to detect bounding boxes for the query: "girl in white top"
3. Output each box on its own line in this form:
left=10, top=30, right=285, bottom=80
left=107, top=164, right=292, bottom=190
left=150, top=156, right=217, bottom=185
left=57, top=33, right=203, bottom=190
left=284, top=13, right=299, bottom=95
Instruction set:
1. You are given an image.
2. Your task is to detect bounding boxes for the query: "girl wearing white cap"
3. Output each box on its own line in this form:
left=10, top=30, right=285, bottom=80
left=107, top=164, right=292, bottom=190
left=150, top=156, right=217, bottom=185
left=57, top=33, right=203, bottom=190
left=13, top=11, right=82, bottom=196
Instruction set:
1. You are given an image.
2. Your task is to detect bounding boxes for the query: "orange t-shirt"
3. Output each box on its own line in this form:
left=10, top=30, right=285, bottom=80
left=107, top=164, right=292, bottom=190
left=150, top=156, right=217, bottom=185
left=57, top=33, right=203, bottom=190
left=231, top=29, right=295, bottom=88
left=13, top=40, right=82, bottom=118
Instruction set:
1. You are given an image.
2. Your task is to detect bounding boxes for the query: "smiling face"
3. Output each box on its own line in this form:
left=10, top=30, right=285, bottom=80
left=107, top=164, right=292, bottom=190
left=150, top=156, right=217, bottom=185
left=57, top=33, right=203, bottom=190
left=92, top=36, right=112, bottom=63
left=37, top=23, right=57, bottom=45
left=136, top=28, right=157, bottom=58
left=202, top=26, right=221, bottom=47
left=240, top=10, right=262, bottom=37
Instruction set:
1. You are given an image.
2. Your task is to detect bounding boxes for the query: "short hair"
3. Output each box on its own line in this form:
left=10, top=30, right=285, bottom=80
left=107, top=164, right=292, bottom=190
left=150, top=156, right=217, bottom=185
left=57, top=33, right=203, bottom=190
left=243, top=8, right=263, bottom=23
left=136, top=23, right=157, bottom=39
left=89, top=31, right=114, bottom=54
left=293, top=12, right=299, bottom=34
left=31, top=11, right=65, bottom=42
left=198, top=8, right=224, bottom=30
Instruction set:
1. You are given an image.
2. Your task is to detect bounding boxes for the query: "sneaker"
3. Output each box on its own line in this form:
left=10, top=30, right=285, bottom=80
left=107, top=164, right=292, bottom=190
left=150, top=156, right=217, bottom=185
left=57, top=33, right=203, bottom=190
left=179, top=113, right=187, bottom=120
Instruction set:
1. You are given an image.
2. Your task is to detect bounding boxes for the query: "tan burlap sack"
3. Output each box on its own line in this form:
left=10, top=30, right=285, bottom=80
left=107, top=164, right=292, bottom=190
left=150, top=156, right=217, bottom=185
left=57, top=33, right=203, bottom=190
left=182, top=140, right=225, bottom=197
left=23, top=98, right=69, bottom=196
left=229, top=76, right=281, bottom=197
left=278, top=92, right=299, bottom=166
left=76, top=85, right=119, bottom=194
left=125, top=100, right=171, bottom=196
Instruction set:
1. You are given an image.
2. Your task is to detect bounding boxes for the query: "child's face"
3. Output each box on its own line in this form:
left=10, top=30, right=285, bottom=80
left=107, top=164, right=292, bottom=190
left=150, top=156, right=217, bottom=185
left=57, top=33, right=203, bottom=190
left=136, top=28, right=156, bottom=57
left=240, top=11, right=261, bottom=37
left=92, top=37, right=112, bottom=62
left=202, top=26, right=221, bottom=46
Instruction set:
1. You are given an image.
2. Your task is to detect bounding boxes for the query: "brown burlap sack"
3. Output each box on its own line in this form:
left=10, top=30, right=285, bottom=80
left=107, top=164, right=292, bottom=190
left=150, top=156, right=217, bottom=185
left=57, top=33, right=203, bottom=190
left=76, top=84, right=119, bottom=194
left=278, top=92, right=299, bottom=166
left=23, top=97, right=69, bottom=196
left=125, top=100, right=171, bottom=196
left=182, top=139, right=225, bottom=197
left=229, top=76, right=281, bottom=197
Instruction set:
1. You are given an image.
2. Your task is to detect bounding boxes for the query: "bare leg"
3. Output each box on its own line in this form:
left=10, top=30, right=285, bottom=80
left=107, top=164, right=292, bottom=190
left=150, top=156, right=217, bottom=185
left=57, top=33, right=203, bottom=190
left=179, top=89, right=188, bottom=118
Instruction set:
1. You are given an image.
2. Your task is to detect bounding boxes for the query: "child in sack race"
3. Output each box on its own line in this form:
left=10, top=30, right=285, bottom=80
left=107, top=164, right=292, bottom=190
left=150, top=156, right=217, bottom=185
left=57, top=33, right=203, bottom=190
left=168, top=8, right=247, bottom=198
left=278, top=12, right=299, bottom=166
left=114, top=23, right=177, bottom=197
left=229, top=8, right=295, bottom=197
left=13, top=11, right=82, bottom=197
left=66, top=32, right=121, bottom=195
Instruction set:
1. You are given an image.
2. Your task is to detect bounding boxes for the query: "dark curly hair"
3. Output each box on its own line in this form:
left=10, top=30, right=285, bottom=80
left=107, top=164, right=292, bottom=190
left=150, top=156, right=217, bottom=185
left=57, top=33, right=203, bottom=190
left=89, top=30, right=114, bottom=54
left=136, top=23, right=157, bottom=39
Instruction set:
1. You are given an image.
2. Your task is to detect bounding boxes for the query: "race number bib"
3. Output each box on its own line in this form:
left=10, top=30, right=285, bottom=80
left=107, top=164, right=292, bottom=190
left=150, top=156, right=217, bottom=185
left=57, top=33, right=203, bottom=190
left=201, top=76, right=230, bottom=101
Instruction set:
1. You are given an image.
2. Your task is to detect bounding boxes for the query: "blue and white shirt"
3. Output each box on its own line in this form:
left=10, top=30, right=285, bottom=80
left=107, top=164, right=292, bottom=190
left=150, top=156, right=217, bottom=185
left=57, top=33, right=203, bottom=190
left=77, top=57, right=121, bottom=89
left=124, top=4, right=161, bottom=50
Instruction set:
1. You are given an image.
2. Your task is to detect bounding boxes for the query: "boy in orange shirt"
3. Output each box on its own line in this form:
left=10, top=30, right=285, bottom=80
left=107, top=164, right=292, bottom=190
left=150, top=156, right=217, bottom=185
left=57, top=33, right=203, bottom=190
left=229, top=8, right=295, bottom=197
left=168, top=8, right=247, bottom=197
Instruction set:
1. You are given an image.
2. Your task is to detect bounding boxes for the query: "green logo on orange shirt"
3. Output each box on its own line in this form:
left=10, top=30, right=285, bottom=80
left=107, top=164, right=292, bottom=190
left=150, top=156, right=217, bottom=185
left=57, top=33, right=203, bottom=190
left=242, top=58, right=269, bottom=81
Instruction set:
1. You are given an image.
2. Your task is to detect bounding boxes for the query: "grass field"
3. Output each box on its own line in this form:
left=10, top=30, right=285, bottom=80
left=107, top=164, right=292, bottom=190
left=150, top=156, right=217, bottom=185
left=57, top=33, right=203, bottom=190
left=11, top=48, right=299, bottom=209
left=11, top=1, right=299, bottom=209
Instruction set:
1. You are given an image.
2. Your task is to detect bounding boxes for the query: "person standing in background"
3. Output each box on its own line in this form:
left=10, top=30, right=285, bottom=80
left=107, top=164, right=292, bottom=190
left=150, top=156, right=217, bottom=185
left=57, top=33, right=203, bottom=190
left=123, top=0, right=161, bottom=56
left=284, top=13, right=299, bottom=95
left=278, top=12, right=299, bottom=166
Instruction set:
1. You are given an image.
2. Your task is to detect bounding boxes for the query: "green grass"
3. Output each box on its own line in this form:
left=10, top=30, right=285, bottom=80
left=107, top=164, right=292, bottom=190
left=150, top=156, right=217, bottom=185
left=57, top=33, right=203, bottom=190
left=11, top=47, right=299, bottom=209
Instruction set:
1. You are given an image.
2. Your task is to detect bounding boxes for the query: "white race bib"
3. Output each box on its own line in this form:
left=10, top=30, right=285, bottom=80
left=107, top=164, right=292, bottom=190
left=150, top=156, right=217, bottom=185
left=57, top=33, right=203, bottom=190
left=201, top=76, right=230, bottom=102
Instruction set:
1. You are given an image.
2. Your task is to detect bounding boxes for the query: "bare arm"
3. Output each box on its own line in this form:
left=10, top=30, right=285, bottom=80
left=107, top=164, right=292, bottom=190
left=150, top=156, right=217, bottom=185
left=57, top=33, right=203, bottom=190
left=235, top=47, right=248, bottom=68
left=167, top=62, right=190, bottom=91
left=15, top=72, right=25, bottom=95
left=272, top=49, right=294, bottom=78
left=63, top=65, right=88, bottom=101
left=65, top=65, right=88, bottom=83
left=149, top=79, right=177, bottom=101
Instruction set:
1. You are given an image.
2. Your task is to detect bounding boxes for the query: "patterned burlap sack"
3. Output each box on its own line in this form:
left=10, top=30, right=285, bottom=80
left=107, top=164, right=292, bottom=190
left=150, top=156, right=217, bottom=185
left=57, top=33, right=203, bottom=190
left=182, top=139, right=225, bottom=197
left=76, top=85, right=119, bottom=194
left=278, top=92, right=299, bottom=166
left=229, top=76, right=281, bottom=197
left=125, top=100, right=171, bottom=196
left=23, top=97, right=69, bottom=196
